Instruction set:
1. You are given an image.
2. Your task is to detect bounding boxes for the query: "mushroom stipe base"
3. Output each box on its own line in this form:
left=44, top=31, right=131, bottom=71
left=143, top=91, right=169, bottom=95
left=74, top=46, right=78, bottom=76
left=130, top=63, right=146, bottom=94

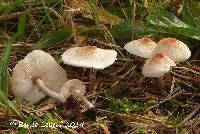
left=36, top=79, right=94, bottom=109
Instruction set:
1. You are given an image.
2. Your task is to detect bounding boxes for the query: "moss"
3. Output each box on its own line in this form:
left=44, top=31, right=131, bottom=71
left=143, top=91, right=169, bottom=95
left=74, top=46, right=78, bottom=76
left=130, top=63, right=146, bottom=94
left=136, top=128, right=151, bottom=134
left=107, top=96, right=156, bottom=113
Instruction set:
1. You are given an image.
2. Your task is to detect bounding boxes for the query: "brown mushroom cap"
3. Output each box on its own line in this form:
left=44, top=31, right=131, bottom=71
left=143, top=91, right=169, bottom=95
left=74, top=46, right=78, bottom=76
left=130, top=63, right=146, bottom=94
left=142, top=53, right=176, bottom=77
left=11, top=50, right=67, bottom=103
left=152, top=38, right=191, bottom=62
left=124, top=37, right=157, bottom=58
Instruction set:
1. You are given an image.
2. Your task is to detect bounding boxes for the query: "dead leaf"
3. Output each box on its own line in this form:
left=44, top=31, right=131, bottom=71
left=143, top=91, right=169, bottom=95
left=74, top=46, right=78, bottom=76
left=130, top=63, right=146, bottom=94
left=74, top=0, right=124, bottom=25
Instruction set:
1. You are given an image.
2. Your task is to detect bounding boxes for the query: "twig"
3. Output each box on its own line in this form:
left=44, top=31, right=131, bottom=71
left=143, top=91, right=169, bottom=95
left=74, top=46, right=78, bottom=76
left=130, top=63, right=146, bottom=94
left=0, top=43, right=34, bottom=48
left=111, top=66, right=136, bottom=88
left=180, top=104, right=200, bottom=125
left=173, top=67, right=200, bottom=76
left=147, top=89, right=184, bottom=111
left=175, top=79, right=197, bottom=90
left=170, top=77, right=176, bottom=95
left=0, top=7, right=65, bottom=25
left=171, top=71, right=193, bottom=80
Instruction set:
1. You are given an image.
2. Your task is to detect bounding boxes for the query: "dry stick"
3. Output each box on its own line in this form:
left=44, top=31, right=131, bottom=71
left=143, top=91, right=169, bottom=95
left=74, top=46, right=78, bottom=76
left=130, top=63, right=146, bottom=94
left=180, top=104, right=200, bottom=125
left=36, top=103, right=56, bottom=113
left=63, top=0, right=77, bottom=44
left=0, top=12, right=22, bottom=22
left=170, top=77, right=176, bottom=95
left=147, top=89, right=184, bottom=111
left=0, top=43, right=34, bottom=48
left=171, top=71, right=198, bottom=90
left=48, top=7, right=65, bottom=25
left=97, top=108, right=173, bottom=128
left=175, top=79, right=197, bottom=90
left=0, top=7, right=64, bottom=24
left=171, top=71, right=193, bottom=80
left=111, top=66, right=135, bottom=88
left=91, top=38, right=121, bottom=48
left=183, top=114, right=200, bottom=127
left=173, top=67, right=200, bottom=76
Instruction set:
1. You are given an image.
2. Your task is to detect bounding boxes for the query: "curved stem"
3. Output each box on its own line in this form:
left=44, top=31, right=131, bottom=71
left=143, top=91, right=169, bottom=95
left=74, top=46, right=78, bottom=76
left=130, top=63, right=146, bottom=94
left=36, top=79, right=94, bottom=109
left=36, top=79, right=66, bottom=103
left=70, top=88, right=94, bottom=109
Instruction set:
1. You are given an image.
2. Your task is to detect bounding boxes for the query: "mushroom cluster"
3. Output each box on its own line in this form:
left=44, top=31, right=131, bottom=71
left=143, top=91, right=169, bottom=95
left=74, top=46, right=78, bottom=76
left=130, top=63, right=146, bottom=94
left=124, top=37, right=191, bottom=89
left=10, top=37, right=191, bottom=112
left=11, top=45, right=117, bottom=110
left=11, top=50, right=94, bottom=109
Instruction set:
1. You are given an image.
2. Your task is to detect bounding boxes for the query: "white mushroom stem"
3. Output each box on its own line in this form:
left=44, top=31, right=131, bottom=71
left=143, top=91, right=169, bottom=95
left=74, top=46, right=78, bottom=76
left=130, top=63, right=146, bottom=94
left=69, top=87, right=94, bottom=109
left=36, top=79, right=94, bottom=109
left=157, top=76, right=165, bottom=89
left=36, top=79, right=66, bottom=103
left=89, top=68, right=96, bottom=90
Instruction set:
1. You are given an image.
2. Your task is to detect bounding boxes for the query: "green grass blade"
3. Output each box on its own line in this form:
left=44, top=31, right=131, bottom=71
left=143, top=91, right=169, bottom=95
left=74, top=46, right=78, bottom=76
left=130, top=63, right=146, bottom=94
left=87, top=0, right=124, bottom=58
left=0, top=90, right=23, bottom=119
left=17, top=13, right=27, bottom=42
left=110, top=20, right=178, bottom=40
left=0, top=36, right=16, bottom=94
left=146, top=8, right=200, bottom=42
left=147, top=8, right=189, bottom=28
left=18, top=114, right=33, bottom=134
left=33, top=28, right=72, bottom=50
left=42, top=0, right=56, bottom=31
left=182, top=1, right=195, bottom=27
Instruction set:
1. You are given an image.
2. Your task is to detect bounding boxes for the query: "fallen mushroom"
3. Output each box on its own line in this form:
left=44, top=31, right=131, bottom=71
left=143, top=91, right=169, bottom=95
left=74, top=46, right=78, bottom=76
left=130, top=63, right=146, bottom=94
left=61, top=45, right=117, bottom=89
left=124, top=37, right=157, bottom=59
left=11, top=50, right=67, bottom=103
left=152, top=38, right=191, bottom=62
left=142, top=53, right=176, bottom=89
left=60, top=79, right=94, bottom=109
left=36, top=79, right=94, bottom=109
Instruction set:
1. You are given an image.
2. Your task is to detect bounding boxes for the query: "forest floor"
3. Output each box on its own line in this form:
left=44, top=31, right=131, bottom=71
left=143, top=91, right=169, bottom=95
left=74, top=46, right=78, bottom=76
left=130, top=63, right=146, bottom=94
left=0, top=0, right=200, bottom=134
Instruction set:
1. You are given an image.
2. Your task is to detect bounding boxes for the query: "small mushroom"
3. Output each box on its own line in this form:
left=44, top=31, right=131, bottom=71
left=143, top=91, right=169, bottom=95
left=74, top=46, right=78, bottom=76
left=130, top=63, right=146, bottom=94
left=60, top=79, right=94, bottom=109
left=142, top=53, right=176, bottom=89
left=152, top=38, right=191, bottom=62
left=11, top=50, right=67, bottom=103
left=124, top=37, right=157, bottom=59
left=36, top=79, right=94, bottom=109
left=61, top=45, right=117, bottom=89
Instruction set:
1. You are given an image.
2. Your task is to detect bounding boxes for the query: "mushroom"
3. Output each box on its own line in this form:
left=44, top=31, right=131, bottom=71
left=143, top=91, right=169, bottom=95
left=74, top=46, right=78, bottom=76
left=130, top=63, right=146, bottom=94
left=60, top=79, right=94, bottom=109
left=36, top=79, right=94, bottom=109
left=142, top=53, right=176, bottom=89
left=61, top=45, right=117, bottom=89
left=124, top=37, right=157, bottom=59
left=11, top=50, right=67, bottom=103
left=152, top=38, right=191, bottom=62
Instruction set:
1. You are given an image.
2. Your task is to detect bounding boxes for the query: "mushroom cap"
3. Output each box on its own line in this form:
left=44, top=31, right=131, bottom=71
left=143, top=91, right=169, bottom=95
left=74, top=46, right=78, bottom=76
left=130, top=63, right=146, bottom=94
left=152, top=38, right=191, bottom=62
left=11, top=50, right=67, bottom=103
left=142, top=53, right=176, bottom=77
left=124, top=37, right=157, bottom=58
left=60, top=79, right=86, bottom=98
left=61, top=45, right=117, bottom=69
